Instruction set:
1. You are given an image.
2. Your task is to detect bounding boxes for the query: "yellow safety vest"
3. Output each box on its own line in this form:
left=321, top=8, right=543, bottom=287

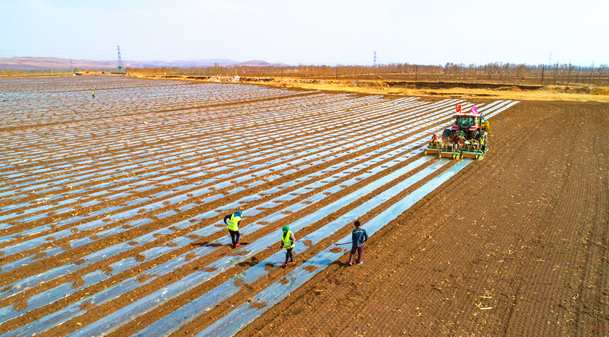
left=227, top=214, right=241, bottom=231
left=282, top=230, right=294, bottom=249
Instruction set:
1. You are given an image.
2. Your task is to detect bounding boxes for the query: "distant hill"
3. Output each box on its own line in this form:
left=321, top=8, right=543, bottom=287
left=234, top=60, right=289, bottom=67
left=0, top=57, right=124, bottom=71
left=138, top=59, right=238, bottom=68
left=0, top=57, right=288, bottom=71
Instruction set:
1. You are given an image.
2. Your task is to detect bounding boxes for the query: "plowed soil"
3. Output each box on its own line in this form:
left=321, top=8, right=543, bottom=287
left=1, top=76, right=606, bottom=337
left=236, top=101, right=609, bottom=336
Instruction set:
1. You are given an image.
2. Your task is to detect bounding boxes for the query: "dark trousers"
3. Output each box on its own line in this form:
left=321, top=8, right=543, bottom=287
left=228, top=229, right=240, bottom=247
left=349, top=245, right=363, bottom=263
left=284, top=248, right=294, bottom=264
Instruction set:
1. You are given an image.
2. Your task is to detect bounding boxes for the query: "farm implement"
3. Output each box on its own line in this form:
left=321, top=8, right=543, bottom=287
left=424, top=104, right=490, bottom=160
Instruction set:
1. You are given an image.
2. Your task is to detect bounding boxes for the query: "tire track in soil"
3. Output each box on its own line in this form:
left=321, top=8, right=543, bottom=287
left=569, top=105, right=609, bottom=337
left=232, top=101, right=609, bottom=337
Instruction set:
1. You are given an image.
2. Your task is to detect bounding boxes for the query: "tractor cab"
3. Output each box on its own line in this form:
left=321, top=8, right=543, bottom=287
left=451, top=113, right=481, bottom=131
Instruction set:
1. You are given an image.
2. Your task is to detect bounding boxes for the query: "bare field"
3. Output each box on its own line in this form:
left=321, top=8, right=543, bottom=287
left=0, top=76, right=606, bottom=337
left=249, top=80, right=609, bottom=103
left=130, top=74, right=609, bottom=103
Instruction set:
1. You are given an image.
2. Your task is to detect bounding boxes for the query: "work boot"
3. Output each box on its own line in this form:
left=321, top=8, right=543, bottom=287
left=235, top=244, right=241, bottom=247
left=283, top=263, right=288, bottom=269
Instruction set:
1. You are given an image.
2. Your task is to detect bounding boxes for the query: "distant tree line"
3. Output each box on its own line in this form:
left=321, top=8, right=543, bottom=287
left=127, top=62, right=609, bottom=87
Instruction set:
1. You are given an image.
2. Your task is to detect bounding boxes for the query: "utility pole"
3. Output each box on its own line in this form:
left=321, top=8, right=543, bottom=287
left=548, top=51, right=552, bottom=66
left=70, top=59, right=73, bottom=72
left=373, top=51, right=377, bottom=79
left=117, top=46, right=124, bottom=73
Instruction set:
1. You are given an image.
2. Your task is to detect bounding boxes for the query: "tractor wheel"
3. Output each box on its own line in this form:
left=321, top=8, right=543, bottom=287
left=468, top=130, right=479, bottom=140
left=442, top=129, right=452, bottom=143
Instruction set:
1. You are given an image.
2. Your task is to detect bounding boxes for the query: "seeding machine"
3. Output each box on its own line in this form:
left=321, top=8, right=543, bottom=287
left=424, top=104, right=491, bottom=160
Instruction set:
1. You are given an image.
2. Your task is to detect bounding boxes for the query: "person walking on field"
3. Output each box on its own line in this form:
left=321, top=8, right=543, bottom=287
left=92, top=91, right=95, bottom=98
left=349, top=220, right=368, bottom=265
left=280, top=226, right=296, bottom=269
left=224, top=210, right=243, bottom=248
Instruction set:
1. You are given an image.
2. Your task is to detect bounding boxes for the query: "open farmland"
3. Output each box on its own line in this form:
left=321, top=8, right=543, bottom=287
left=0, top=76, right=607, bottom=337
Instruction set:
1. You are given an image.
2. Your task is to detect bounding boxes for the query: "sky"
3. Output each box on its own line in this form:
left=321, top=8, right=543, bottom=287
left=1, top=0, right=608, bottom=66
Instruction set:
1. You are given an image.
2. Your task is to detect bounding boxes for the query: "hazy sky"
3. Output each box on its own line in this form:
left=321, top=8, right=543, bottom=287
left=1, top=0, right=608, bottom=66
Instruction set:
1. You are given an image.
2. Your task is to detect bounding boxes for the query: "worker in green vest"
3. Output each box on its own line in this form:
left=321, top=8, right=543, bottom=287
left=223, top=210, right=242, bottom=248
left=280, top=225, right=296, bottom=268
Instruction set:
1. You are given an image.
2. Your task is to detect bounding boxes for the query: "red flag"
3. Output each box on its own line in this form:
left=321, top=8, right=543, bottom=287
left=456, top=104, right=462, bottom=113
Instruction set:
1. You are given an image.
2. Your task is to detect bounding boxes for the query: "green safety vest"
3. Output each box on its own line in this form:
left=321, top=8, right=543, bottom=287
left=227, top=214, right=241, bottom=231
left=282, top=230, right=294, bottom=249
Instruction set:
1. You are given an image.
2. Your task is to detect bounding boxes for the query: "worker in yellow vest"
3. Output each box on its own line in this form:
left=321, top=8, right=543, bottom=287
left=280, top=225, right=296, bottom=268
left=92, top=91, right=95, bottom=98
left=223, top=210, right=242, bottom=248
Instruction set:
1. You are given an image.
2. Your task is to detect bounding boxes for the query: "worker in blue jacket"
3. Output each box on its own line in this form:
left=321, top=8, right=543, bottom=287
left=349, top=220, right=368, bottom=265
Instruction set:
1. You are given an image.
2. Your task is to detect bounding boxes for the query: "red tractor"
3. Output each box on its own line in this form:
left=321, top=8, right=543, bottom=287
left=441, top=107, right=488, bottom=143
left=424, top=105, right=491, bottom=160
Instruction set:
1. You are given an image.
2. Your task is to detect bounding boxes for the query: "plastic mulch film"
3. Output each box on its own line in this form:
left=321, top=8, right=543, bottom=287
left=0, top=99, right=485, bottom=321
left=0, top=99, right=516, bottom=334
left=4, top=155, right=433, bottom=337
left=198, top=159, right=471, bottom=337
left=0, top=98, right=454, bottom=255
left=68, top=158, right=445, bottom=337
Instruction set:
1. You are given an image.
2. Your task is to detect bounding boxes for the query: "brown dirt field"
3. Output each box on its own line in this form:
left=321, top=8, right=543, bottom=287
left=234, top=101, right=609, bottom=336
left=1, top=76, right=607, bottom=337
